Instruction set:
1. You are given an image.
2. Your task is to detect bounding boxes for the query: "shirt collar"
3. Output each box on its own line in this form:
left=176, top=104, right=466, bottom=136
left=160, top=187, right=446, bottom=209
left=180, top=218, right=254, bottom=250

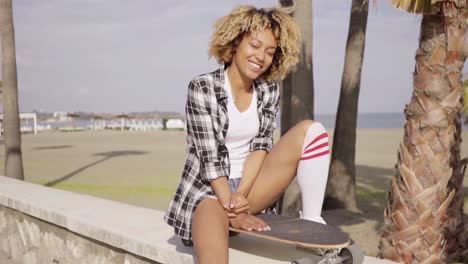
left=214, top=64, right=268, bottom=102
left=214, top=65, right=228, bottom=102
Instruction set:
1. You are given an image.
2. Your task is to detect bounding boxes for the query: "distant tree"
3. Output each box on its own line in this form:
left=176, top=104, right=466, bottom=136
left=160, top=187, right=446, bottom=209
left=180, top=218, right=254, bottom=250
left=116, top=114, right=129, bottom=131
left=278, top=0, right=314, bottom=217
left=67, top=112, right=80, bottom=130
left=0, top=80, right=3, bottom=106
left=0, top=0, right=24, bottom=180
left=325, top=0, right=368, bottom=211
left=90, top=113, right=104, bottom=131
left=380, top=0, right=467, bottom=262
left=162, top=118, right=168, bottom=130
left=0, top=80, right=3, bottom=126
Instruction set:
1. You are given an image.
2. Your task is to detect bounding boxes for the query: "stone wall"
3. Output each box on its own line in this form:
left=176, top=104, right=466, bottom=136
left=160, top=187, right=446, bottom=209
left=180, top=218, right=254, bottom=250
left=0, top=176, right=394, bottom=264
left=0, top=206, right=158, bottom=264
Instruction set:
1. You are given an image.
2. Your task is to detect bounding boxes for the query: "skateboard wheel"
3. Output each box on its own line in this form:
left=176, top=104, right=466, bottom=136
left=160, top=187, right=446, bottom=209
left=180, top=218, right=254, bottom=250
left=339, top=244, right=365, bottom=264
left=291, top=257, right=318, bottom=264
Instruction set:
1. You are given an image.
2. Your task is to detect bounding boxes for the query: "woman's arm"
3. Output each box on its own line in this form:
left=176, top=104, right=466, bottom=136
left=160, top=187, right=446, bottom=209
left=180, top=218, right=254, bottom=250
left=186, top=78, right=234, bottom=214
left=237, top=150, right=267, bottom=197
left=227, top=150, right=267, bottom=215
left=185, top=79, right=229, bottom=182
left=210, top=177, right=236, bottom=216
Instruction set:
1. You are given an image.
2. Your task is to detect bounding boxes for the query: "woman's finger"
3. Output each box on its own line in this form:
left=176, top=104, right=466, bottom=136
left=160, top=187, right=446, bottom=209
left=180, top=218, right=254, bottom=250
left=242, top=216, right=263, bottom=232
left=228, top=212, right=237, bottom=218
left=230, top=196, right=241, bottom=209
left=233, top=205, right=249, bottom=214
left=230, top=192, right=249, bottom=208
left=225, top=210, right=237, bottom=218
left=224, top=207, right=237, bottom=217
left=235, top=199, right=248, bottom=209
left=253, top=217, right=270, bottom=231
left=242, top=220, right=256, bottom=231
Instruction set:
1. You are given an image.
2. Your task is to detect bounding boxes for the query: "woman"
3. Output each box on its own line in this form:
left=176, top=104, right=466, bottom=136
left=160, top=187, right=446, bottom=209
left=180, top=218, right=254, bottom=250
left=165, top=5, right=330, bottom=263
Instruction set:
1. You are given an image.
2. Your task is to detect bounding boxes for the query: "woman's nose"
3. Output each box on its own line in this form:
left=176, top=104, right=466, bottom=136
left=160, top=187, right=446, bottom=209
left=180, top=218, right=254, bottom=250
left=256, top=50, right=265, bottom=62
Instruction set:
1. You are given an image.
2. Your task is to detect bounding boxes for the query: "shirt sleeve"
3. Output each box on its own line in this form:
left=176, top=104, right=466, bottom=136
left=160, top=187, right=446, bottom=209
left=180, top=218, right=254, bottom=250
left=186, top=79, right=228, bottom=181
left=250, top=83, right=280, bottom=152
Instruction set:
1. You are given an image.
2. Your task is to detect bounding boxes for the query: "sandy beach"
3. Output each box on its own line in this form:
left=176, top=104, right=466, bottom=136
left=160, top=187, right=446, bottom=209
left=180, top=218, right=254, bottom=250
left=0, top=129, right=467, bottom=257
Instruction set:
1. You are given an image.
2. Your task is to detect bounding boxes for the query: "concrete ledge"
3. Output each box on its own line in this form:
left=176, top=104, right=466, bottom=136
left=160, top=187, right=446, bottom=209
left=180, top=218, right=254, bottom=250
left=0, top=176, right=394, bottom=263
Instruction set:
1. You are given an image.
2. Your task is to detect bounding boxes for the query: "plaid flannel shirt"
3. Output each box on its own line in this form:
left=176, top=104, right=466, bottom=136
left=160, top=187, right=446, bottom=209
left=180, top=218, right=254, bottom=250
left=164, top=65, right=280, bottom=244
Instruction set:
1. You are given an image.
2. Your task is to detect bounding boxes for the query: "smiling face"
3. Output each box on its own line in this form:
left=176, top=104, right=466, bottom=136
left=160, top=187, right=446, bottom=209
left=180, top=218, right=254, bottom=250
left=231, top=29, right=277, bottom=82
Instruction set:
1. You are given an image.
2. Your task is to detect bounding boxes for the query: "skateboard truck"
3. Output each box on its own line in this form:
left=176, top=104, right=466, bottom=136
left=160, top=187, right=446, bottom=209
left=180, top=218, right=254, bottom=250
left=292, top=244, right=364, bottom=264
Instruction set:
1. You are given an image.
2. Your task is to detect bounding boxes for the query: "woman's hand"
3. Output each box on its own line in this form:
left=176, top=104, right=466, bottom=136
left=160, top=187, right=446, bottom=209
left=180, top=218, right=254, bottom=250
left=210, top=177, right=239, bottom=218
left=220, top=196, right=237, bottom=218
left=229, top=214, right=270, bottom=232
left=220, top=192, right=249, bottom=218
left=229, top=192, right=250, bottom=215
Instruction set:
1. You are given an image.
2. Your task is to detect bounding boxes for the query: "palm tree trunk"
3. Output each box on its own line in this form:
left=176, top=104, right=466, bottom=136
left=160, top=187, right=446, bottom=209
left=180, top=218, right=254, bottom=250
left=325, top=0, right=368, bottom=212
left=446, top=96, right=468, bottom=262
left=380, top=9, right=466, bottom=262
left=278, top=0, right=314, bottom=217
left=445, top=10, right=468, bottom=263
left=0, top=0, right=24, bottom=180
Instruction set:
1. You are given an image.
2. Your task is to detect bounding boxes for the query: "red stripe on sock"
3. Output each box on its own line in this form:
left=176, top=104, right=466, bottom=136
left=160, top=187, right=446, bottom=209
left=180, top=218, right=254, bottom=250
left=300, top=150, right=330, bottom=161
left=303, top=133, right=328, bottom=151
left=303, top=142, right=329, bottom=155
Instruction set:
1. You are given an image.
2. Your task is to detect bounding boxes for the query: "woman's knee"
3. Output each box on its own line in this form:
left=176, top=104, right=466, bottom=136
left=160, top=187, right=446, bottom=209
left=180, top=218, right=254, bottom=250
left=296, top=119, right=314, bottom=131
left=295, top=120, right=326, bottom=135
left=193, top=198, right=229, bottom=228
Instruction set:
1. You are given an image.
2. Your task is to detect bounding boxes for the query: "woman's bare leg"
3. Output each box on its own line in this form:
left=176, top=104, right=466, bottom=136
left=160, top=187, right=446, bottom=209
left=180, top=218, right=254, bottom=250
left=192, top=198, right=229, bottom=264
left=247, top=120, right=319, bottom=213
left=191, top=120, right=327, bottom=262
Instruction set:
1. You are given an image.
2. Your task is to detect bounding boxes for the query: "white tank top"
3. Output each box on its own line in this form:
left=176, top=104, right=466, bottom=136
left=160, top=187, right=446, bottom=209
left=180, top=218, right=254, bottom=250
left=224, top=70, right=259, bottom=179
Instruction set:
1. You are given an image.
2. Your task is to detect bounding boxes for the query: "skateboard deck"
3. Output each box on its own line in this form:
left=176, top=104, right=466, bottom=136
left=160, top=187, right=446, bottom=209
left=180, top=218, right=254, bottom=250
left=229, top=213, right=350, bottom=249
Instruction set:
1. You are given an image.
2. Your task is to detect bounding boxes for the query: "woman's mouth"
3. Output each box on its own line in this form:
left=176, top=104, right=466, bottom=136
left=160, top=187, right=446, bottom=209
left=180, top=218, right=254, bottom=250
left=248, top=61, right=262, bottom=72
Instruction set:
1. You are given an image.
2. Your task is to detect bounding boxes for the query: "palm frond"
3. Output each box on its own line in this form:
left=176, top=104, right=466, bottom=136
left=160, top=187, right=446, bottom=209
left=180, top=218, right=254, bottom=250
left=392, top=0, right=466, bottom=15
left=392, top=0, right=433, bottom=14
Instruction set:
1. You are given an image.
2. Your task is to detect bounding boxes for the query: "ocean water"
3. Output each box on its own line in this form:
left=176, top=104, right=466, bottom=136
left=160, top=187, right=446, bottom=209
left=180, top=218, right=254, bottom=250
left=315, top=112, right=468, bottom=129
left=275, top=112, right=407, bottom=129
left=31, top=112, right=465, bottom=131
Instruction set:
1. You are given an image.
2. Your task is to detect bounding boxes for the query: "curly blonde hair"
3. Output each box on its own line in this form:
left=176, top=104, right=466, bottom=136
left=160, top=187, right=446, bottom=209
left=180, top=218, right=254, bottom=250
left=208, top=5, right=301, bottom=81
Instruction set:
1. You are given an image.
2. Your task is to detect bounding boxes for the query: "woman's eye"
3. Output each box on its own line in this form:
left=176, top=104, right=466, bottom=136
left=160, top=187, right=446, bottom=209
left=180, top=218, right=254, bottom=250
left=250, top=43, right=259, bottom=48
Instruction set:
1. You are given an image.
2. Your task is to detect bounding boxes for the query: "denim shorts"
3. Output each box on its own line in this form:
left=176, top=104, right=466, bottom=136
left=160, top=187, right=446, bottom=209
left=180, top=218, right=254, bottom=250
left=227, top=178, right=241, bottom=193
left=206, top=177, right=241, bottom=201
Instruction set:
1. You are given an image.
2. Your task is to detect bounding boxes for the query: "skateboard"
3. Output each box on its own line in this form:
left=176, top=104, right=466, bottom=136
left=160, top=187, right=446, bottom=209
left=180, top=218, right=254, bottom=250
left=229, top=213, right=365, bottom=264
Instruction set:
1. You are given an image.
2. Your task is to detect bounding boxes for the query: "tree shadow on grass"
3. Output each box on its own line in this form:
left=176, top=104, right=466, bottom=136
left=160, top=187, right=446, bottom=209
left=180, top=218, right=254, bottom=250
left=33, top=145, right=73, bottom=151
left=44, top=150, right=148, bottom=187
left=323, top=165, right=394, bottom=232
left=356, top=164, right=394, bottom=190
left=325, top=165, right=468, bottom=238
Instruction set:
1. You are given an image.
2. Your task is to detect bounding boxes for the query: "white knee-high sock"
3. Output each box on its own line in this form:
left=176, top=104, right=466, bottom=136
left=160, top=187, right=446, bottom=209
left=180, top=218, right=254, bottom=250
left=297, top=122, right=330, bottom=224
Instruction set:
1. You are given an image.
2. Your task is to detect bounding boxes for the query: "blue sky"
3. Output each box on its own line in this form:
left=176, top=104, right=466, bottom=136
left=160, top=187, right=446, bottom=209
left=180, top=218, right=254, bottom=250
left=3, top=0, right=434, bottom=114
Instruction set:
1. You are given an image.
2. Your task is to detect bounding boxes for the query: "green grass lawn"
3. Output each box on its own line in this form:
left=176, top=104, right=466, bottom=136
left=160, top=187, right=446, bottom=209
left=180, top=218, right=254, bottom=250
left=1, top=129, right=467, bottom=214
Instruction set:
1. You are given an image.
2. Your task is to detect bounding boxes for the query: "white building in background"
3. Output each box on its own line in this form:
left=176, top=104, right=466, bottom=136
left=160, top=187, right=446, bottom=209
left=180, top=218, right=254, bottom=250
left=53, top=111, right=71, bottom=122
left=128, top=119, right=163, bottom=131
left=0, top=113, right=38, bottom=135
left=165, top=119, right=185, bottom=130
